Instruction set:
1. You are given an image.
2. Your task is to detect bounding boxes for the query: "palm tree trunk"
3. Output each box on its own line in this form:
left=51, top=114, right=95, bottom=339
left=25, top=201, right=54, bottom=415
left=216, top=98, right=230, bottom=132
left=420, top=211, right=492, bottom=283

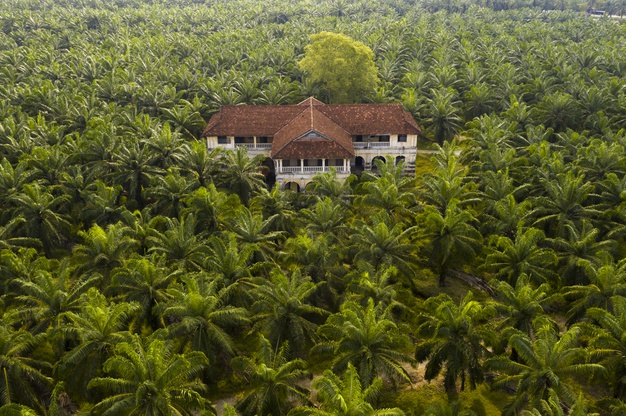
left=439, top=269, right=447, bottom=287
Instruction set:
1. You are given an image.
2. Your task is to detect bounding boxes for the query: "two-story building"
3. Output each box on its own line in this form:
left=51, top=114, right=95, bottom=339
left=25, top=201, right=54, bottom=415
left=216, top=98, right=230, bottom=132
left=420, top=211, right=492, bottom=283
left=202, top=97, right=421, bottom=192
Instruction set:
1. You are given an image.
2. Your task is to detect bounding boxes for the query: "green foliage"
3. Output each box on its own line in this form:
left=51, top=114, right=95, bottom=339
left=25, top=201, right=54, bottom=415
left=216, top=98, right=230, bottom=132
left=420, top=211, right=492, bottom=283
left=1, top=1, right=626, bottom=414
left=299, top=32, right=379, bottom=104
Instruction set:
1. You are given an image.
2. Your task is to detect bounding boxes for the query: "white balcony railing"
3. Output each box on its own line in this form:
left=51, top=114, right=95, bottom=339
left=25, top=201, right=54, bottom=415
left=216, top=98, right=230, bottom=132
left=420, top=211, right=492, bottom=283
left=278, top=166, right=350, bottom=174
left=235, top=143, right=273, bottom=150
left=352, top=142, right=391, bottom=149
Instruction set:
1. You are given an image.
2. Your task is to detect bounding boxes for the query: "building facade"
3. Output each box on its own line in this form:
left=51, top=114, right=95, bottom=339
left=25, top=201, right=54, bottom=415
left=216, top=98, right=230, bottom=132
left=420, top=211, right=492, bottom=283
left=202, top=97, right=421, bottom=191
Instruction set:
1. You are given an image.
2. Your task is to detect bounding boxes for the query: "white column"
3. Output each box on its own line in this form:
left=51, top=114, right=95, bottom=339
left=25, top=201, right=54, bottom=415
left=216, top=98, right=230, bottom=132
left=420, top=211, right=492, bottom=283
left=300, top=159, right=304, bottom=172
left=253, top=136, right=257, bottom=149
left=322, top=159, right=326, bottom=171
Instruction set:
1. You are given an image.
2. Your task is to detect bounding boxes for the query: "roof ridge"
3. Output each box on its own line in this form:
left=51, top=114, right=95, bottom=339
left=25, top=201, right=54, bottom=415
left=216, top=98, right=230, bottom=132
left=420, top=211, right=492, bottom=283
left=271, top=106, right=312, bottom=156
left=309, top=105, right=354, bottom=155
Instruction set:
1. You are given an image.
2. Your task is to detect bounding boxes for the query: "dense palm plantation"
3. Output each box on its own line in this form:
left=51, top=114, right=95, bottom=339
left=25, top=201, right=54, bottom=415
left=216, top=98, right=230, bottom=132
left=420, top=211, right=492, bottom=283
left=1, top=0, right=626, bottom=414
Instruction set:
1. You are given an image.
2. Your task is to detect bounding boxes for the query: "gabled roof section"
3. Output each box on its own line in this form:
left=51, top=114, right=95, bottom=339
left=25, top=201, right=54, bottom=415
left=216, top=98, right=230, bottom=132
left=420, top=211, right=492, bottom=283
left=318, top=103, right=421, bottom=135
left=202, top=105, right=304, bottom=137
left=271, top=103, right=354, bottom=159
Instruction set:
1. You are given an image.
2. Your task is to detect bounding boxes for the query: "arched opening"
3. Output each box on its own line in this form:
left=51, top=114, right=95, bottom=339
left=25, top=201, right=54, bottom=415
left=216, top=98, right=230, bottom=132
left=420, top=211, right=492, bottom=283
left=283, top=181, right=300, bottom=192
left=395, top=156, right=405, bottom=165
left=353, top=156, right=365, bottom=174
left=304, top=182, right=316, bottom=193
left=262, top=158, right=276, bottom=188
left=371, top=156, right=385, bottom=173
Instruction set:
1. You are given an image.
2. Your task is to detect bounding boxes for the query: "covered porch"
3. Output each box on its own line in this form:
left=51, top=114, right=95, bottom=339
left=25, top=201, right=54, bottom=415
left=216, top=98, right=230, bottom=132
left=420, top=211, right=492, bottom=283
left=275, top=158, right=350, bottom=174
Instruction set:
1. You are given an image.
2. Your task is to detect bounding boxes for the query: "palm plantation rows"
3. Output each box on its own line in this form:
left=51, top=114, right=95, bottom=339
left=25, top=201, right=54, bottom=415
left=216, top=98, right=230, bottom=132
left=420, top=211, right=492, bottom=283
left=2, top=0, right=626, bottom=414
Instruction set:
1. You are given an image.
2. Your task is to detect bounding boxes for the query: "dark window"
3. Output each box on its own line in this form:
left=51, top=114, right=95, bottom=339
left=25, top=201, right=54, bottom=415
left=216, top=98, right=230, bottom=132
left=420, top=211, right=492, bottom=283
left=398, top=134, right=407, bottom=142
left=218, top=136, right=228, bottom=144
left=355, top=135, right=363, bottom=142
left=380, top=135, right=390, bottom=142
left=259, top=136, right=268, bottom=143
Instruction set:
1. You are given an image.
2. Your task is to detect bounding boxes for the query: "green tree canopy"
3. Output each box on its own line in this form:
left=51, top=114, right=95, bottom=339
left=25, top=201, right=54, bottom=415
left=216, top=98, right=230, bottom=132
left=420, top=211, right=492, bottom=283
left=299, top=32, right=379, bottom=104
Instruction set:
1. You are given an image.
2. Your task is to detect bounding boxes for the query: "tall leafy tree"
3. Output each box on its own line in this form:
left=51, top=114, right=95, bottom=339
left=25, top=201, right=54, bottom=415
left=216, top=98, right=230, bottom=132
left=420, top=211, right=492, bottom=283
left=9, top=184, right=70, bottom=257
left=0, top=327, right=52, bottom=413
left=161, top=275, right=249, bottom=373
left=421, top=204, right=482, bottom=287
left=415, top=292, right=494, bottom=395
left=313, top=299, right=413, bottom=387
left=249, top=268, right=328, bottom=354
left=288, top=364, right=405, bottom=416
left=299, top=32, right=379, bottom=103
left=216, top=147, right=267, bottom=206
left=233, top=336, right=311, bottom=416
left=487, top=326, right=605, bottom=416
left=88, top=335, right=213, bottom=416
left=56, top=288, right=138, bottom=402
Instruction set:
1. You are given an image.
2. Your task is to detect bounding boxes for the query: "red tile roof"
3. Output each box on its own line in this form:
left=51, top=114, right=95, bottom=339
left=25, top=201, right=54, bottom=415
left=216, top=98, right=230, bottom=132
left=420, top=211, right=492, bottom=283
left=202, top=99, right=421, bottom=160
left=272, top=105, right=354, bottom=158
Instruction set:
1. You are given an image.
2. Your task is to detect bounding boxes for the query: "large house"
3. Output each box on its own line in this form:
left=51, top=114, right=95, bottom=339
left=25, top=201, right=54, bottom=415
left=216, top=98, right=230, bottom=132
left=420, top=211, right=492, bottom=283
left=202, top=97, right=421, bottom=191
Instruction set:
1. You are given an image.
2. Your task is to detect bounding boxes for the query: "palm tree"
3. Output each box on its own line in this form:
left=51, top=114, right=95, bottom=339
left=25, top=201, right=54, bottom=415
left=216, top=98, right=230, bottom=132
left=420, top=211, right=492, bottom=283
left=313, top=299, right=413, bottom=387
left=490, top=274, right=556, bottom=340
left=0, top=217, right=40, bottom=251
left=161, top=275, right=249, bottom=373
left=183, top=184, right=241, bottom=234
left=282, top=233, right=343, bottom=289
left=141, top=123, right=189, bottom=170
left=249, top=268, right=328, bottom=354
left=415, top=292, right=493, bottom=396
left=56, top=288, right=137, bottom=401
left=144, top=169, right=199, bottom=218
left=250, top=184, right=297, bottom=236
left=0, top=158, right=35, bottom=210
left=535, top=92, right=580, bottom=132
left=147, top=214, right=208, bottom=272
left=424, top=88, right=463, bottom=145
left=8, top=184, right=70, bottom=257
left=346, top=262, right=407, bottom=316
left=486, top=326, right=605, bottom=416
left=562, top=259, right=626, bottom=324
left=583, top=297, right=626, bottom=400
left=531, top=171, right=599, bottom=238
left=8, top=259, right=98, bottom=336
left=355, top=176, right=417, bottom=221
left=72, top=222, right=138, bottom=282
left=0, top=327, right=52, bottom=413
left=519, top=390, right=597, bottom=416
left=299, top=197, right=348, bottom=239
left=482, top=226, right=558, bottom=286
left=306, top=169, right=355, bottom=202
left=88, top=334, right=213, bottom=416
left=547, top=221, right=615, bottom=286
left=229, top=208, right=286, bottom=263
left=216, top=147, right=267, bottom=205
left=288, top=364, right=405, bottom=416
left=180, top=141, right=221, bottom=188
left=108, top=141, right=163, bottom=209
left=349, top=213, right=418, bottom=288
left=233, top=336, right=311, bottom=416
left=107, top=255, right=179, bottom=330
left=421, top=204, right=482, bottom=287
